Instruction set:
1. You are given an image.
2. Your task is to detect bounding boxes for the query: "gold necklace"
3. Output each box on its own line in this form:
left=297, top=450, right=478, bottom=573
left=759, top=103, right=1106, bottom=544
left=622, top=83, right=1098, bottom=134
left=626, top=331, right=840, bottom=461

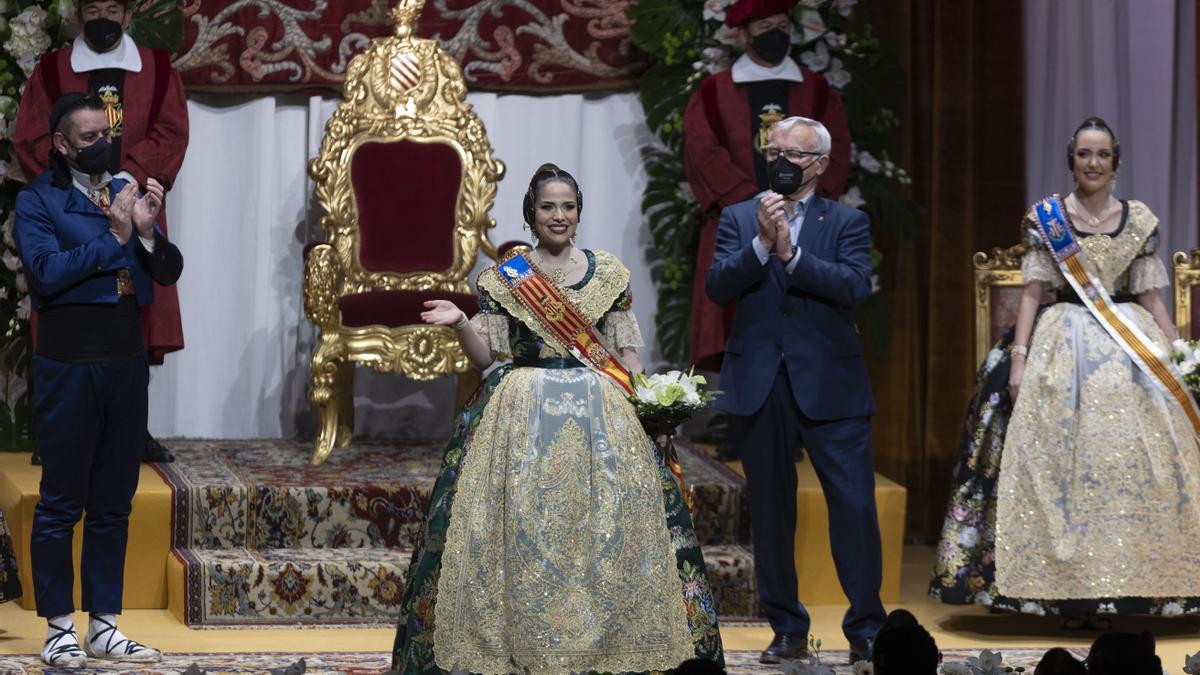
left=534, top=248, right=577, bottom=284
left=1070, top=192, right=1113, bottom=230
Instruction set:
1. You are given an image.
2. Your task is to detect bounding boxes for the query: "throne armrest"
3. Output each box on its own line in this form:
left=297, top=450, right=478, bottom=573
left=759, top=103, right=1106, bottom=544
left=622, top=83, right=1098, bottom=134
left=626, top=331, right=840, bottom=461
left=1173, top=249, right=1200, bottom=340
left=973, top=244, right=1027, bottom=364
left=304, top=242, right=342, bottom=330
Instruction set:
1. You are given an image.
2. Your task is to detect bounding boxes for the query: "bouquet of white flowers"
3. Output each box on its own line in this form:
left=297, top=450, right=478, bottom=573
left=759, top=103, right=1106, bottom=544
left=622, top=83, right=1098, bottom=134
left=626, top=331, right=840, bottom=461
left=628, top=369, right=717, bottom=513
left=1170, top=339, right=1200, bottom=397
left=629, top=369, right=717, bottom=437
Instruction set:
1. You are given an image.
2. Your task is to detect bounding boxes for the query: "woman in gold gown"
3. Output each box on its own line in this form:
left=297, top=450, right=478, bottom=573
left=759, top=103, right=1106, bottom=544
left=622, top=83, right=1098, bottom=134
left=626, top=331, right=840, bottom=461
left=389, top=164, right=723, bottom=673
left=992, top=117, right=1200, bottom=617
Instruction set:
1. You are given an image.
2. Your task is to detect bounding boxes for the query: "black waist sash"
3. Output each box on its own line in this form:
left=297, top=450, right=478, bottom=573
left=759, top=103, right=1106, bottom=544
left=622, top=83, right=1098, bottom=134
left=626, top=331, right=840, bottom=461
left=513, top=355, right=584, bottom=369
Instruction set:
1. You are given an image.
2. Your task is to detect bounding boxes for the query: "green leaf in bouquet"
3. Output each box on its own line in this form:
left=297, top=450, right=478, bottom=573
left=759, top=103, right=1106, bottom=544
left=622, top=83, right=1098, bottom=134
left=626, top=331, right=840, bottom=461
left=128, top=0, right=184, bottom=53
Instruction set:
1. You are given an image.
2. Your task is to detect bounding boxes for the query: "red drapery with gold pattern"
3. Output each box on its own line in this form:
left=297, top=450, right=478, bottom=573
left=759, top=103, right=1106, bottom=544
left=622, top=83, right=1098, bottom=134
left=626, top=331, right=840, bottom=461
left=172, top=0, right=640, bottom=92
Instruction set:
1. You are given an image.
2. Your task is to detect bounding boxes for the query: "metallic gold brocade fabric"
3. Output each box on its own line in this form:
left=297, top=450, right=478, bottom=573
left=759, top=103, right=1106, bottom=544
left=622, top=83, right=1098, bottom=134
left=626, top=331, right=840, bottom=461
left=432, top=368, right=694, bottom=674
left=430, top=250, right=694, bottom=673
left=1020, top=200, right=1167, bottom=294
left=996, top=201, right=1200, bottom=600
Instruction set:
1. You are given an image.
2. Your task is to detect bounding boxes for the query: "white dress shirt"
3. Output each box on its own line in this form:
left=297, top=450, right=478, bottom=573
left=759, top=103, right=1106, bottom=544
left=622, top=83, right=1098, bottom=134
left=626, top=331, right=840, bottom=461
left=730, top=52, right=805, bottom=84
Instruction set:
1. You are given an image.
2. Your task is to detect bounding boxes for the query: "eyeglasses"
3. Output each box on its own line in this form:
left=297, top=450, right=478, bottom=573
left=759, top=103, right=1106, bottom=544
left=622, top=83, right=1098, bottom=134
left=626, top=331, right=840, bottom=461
left=764, top=147, right=823, bottom=163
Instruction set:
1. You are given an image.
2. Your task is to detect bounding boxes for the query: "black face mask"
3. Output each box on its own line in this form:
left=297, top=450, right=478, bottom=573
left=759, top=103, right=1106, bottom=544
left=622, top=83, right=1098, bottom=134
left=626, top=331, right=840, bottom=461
left=750, top=28, right=791, bottom=65
left=68, top=137, right=113, bottom=175
left=83, top=18, right=124, bottom=52
left=767, top=156, right=818, bottom=196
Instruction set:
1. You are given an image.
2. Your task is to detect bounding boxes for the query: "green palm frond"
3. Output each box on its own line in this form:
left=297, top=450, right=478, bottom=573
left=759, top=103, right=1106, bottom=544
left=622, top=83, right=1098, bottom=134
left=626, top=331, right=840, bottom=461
left=129, top=0, right=184, bottom=53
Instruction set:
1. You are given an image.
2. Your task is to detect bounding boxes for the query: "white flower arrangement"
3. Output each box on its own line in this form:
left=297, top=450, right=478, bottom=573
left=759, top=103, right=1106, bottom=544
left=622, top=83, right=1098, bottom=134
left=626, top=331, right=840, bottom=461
left=852, top=659, right=874, bottom=675
left=839, top=185, right=866, bottom=209
left=1170, top=339, right=1200, bottom=396
left=4, top=6, right=52, bottom=77
left=958, top=649, right=1009, bottom=675
left=631, top=369, right=713, bottom=409
left=783, top=636, right=836, bottom=675
left=1183, top=649, right=1200, bottom=675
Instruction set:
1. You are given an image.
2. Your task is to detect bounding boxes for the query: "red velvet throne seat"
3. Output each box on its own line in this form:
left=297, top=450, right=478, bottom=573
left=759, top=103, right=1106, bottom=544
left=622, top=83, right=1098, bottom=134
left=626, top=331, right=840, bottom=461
left=973, top=243, right=1027, bottom=363
left=303, top=0, right=504, bottom=464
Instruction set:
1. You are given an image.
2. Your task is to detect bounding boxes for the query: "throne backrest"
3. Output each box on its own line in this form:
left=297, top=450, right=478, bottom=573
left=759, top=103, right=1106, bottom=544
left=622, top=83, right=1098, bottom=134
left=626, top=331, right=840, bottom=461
left=308, top=0, right=505, bottom=297
left=1173, top=249, right=1200, bottom=340
left=973, top=244, right=1027, bottom=364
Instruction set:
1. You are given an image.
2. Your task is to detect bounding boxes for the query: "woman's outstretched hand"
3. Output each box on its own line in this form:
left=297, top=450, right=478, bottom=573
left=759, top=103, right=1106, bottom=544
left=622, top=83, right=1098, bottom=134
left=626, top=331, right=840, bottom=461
left=421, top=300, right=465, bottom=326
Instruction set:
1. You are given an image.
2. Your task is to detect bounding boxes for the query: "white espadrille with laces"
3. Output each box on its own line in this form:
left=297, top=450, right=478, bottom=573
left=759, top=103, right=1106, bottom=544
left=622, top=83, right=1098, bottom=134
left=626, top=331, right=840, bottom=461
left=84, top=614, right=162, bottom=663
left=42, top=616, right=87, bottom=668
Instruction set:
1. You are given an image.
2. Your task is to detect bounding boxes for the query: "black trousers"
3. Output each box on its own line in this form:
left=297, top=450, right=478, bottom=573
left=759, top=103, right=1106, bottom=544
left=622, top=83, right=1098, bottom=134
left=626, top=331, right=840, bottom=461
left=731, top=367, right=886, bottom=645
left=30, top=352, right=148, bottom=618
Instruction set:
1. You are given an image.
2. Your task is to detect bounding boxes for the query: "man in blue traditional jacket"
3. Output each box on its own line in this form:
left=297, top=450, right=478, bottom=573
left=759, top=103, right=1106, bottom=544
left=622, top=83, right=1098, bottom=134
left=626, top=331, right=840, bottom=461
left=13, top=92, right=182, bottom=668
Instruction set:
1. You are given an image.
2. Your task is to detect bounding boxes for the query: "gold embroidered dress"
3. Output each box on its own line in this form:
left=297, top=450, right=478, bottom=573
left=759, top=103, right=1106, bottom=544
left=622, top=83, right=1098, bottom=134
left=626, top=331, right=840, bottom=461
left=996, top=200, right=1200, bottom=603
left=391, top=249, right=723, bottom=674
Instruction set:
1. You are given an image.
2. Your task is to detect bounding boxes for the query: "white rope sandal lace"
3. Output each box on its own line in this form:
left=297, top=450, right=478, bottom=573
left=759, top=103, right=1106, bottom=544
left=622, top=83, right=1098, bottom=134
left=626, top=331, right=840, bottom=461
left=42, top=619, right=87, bottom=668
left=84, top=614, right=162, bottom=663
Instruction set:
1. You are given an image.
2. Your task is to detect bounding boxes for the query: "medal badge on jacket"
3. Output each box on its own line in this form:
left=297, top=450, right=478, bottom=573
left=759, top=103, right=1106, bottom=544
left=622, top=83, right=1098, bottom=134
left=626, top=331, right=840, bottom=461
left=97, top=84, right=122, bottom=139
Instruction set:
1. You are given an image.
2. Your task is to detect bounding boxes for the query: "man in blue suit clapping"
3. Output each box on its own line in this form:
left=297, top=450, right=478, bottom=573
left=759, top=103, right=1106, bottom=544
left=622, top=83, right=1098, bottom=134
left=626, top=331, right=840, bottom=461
left=706, top=116, right=884, bottom=665
left=14, top=92, right=182, bottom=667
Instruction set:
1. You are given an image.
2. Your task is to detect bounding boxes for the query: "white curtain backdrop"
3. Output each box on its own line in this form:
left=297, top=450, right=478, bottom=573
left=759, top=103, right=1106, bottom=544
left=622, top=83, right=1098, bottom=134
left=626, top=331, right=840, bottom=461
left=148, top=92, right=659, bottom=440
left=1024, top=0, right=1197, bottom=257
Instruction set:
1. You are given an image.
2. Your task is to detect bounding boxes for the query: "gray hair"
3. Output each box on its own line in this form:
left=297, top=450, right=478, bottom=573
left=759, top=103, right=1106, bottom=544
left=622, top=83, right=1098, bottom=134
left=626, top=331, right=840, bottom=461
left=769, top=116, right=832, bottom=155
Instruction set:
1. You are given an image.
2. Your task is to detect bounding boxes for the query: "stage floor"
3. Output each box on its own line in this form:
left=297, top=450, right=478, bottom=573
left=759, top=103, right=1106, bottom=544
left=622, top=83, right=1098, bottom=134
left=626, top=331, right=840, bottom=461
left=2, top=545, right=1197, bottom=669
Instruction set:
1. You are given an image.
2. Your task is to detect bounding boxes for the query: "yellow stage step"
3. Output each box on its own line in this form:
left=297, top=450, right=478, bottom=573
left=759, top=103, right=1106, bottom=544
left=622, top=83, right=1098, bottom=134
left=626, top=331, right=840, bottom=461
left=722, top=456, right=906, bottom=605
left=0, top=453, right=171, bottom=612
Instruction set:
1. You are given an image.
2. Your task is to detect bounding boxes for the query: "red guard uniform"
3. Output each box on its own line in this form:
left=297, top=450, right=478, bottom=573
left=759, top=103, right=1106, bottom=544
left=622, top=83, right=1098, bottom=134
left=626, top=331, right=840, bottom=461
left=683, top=1, right=849, bottom=369
left=14, top=34, right=189, bottom=362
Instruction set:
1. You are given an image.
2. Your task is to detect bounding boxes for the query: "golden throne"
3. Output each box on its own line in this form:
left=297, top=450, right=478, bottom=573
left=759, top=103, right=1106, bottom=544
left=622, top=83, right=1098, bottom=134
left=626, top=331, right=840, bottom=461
left=303, top=0, right=505, bottom=465
left=972, top=243, right=1028, bottom=363
left=1173, top=249, right=1200, bottom=340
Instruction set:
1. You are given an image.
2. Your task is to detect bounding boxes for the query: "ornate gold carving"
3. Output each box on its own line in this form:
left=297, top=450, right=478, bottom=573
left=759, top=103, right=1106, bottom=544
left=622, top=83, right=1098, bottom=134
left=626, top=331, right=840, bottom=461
left=1173, top=247, right=1200, bottom=340
left=303, top=243, right=341, bottom=329
left=303, top=0, right=502, bottom=464
left=974, top=244, right=1026, bottom=365
left=973, top=242, right=1028, bottom=272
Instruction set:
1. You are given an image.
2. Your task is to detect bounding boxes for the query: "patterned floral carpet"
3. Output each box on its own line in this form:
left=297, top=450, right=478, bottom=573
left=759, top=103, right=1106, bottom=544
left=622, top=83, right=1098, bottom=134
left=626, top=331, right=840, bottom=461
left=0, top=648, right=1080, bottom=674
left=152, top=439, right=756, bottom=627
left=723, top=648, right=1087, bottom=674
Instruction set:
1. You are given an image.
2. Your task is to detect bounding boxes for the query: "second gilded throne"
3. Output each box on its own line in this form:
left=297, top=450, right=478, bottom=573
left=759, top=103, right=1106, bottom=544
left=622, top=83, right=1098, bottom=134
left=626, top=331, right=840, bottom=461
left=303, top=0, right=504, bottom=464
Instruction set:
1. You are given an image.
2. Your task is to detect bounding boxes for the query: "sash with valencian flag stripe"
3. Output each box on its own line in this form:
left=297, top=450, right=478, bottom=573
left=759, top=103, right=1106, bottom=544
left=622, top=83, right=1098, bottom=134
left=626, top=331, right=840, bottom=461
left=492, top=251, right=694, bottom=511
left=1033, top=195, right=1200, bottom=436
left=494, top=252, right=635, bottom=394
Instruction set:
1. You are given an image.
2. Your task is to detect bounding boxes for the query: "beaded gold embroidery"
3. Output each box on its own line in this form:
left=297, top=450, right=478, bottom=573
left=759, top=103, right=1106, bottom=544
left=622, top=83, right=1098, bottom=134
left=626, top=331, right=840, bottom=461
left=432, top=368, right=693, bottom=673
left=477, top=250, right=636, bottom=362
left=995, top=293, right=1200, bottom=598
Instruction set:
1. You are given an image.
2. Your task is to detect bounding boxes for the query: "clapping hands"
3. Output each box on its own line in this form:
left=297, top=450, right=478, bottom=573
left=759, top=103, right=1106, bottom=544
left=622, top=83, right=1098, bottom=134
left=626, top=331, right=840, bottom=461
left=757, top=192, right=794, bottom=260
left=108, top=178, right=164, bottom=245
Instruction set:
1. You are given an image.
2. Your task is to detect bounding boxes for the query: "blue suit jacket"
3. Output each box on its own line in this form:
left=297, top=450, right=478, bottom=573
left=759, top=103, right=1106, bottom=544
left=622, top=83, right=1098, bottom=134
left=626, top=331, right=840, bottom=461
left=14, top=170, right=182, bottom=310
left=705, top=194, right=875, bottom=420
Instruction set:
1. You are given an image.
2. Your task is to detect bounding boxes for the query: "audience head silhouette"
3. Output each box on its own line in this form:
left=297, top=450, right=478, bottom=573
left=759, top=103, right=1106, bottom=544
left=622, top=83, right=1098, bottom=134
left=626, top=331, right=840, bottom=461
left=872, top=617, right=939, bottom=675
left=675, top=657, right=726, bottom=675
left=1033, top=647, right=1086, bottom=675
left=1086, top=631, right=1161, bottom=675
